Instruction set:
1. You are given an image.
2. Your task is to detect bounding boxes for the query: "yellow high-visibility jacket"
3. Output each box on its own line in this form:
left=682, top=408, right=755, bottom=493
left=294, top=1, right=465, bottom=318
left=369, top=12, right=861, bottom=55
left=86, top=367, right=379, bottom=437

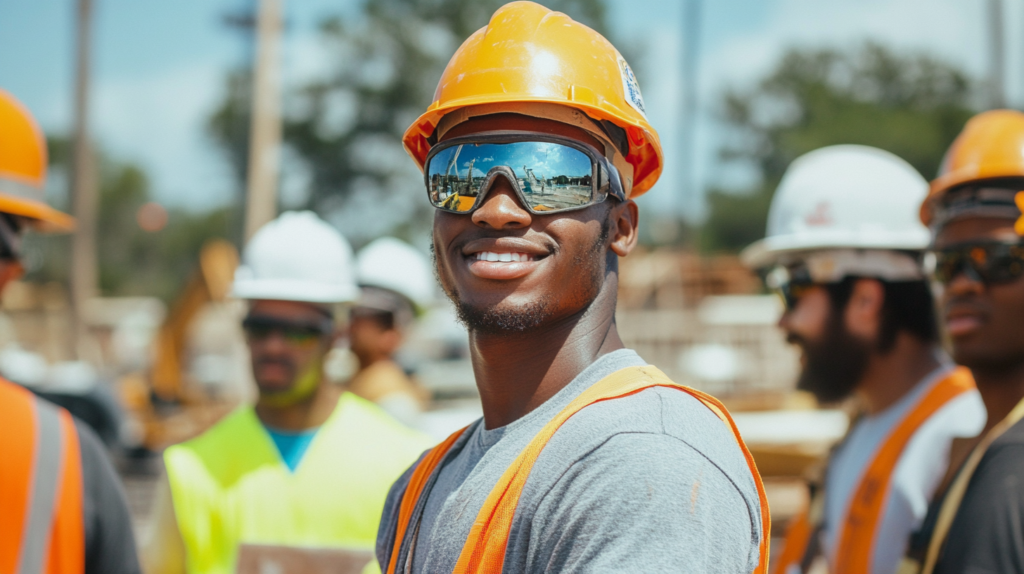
left=163, top=392, right=433, bottom=574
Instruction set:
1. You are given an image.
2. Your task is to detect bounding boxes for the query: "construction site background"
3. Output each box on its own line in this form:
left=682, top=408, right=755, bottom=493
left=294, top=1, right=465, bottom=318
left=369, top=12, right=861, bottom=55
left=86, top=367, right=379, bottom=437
left=2, top=0, right=1003, bottom=556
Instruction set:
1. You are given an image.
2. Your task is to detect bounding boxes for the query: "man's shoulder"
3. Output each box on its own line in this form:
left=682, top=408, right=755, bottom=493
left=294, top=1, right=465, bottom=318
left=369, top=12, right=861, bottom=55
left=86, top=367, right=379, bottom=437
left=554, top=382, right=746, bottom=457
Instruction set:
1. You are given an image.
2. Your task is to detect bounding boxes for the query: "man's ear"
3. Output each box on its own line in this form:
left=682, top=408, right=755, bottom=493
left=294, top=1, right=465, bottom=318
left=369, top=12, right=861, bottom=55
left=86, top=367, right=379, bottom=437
left=845, top=278, right=884, bottom=340
left=609, top=200, right=639, bottom=257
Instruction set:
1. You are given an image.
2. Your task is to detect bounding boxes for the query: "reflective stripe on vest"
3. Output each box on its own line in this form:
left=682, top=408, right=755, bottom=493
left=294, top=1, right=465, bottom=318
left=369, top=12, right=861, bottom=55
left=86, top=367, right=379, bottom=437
left=0, top=379, right=85, bottom=574
left=772, top=367, right=976, bottom=574
left=386, top=365, right=771, bottom=574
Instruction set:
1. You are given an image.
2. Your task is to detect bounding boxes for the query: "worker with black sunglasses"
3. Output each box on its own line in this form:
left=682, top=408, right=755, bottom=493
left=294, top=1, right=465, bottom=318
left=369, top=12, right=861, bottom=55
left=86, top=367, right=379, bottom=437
left=375, top=3, right=769, bottom=574
left=903, top=110, right=1024, bottom=574
left=143, top=212, right=433, bottom=574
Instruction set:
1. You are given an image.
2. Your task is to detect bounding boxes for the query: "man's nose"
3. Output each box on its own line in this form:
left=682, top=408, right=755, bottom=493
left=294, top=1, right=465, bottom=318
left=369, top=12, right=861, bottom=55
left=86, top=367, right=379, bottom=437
left=945, top=262, right=986, bottom=297
left=472, top=175, right=532, bottom=230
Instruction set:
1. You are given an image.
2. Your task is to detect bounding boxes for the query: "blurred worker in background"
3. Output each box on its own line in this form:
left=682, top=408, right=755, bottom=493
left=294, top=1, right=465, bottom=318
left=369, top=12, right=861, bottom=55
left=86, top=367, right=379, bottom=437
left=346, top=237, right=433, bottom=426
left=0, top=89, right=141, bottom=574
left=743, top=145, right=985, bottom=574
left=143, top=211, right=433, bottom=574
left=377, top=3, right=769, bottom=573
left=903, top=110, right=1024, bottom=574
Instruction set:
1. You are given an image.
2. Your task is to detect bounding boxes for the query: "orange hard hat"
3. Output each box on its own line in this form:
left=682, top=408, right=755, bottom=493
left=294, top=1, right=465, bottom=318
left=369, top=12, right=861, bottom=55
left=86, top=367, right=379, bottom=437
left=402, top=1, right=663, bottom=197
left=922, top=109, right=1024, bottom=226
left=0, top=89, right=74, bottom=232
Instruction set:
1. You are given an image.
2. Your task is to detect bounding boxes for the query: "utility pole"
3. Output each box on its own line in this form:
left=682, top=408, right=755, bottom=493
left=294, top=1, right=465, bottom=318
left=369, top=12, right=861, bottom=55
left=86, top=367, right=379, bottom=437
left=989, top=0, right=1006, bottom=108
left=678, top=0, right=701, bottom=223
left=70, top=0, right=97, bottom=358
left=243, top=0, right=284, bottom=240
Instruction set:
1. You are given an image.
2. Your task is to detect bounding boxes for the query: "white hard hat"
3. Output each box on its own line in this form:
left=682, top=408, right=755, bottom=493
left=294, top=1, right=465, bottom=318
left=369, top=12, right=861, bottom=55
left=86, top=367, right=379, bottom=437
left=356, top=237, right=434, bottom=308
left=232, top=211, right=359, bottom=304
left=742, top=145, right=931, bottom=275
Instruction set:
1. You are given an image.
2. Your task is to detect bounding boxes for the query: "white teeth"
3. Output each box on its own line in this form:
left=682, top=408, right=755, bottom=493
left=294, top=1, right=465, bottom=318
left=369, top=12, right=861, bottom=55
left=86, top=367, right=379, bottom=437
left=475, top=251, right=533, bottom=262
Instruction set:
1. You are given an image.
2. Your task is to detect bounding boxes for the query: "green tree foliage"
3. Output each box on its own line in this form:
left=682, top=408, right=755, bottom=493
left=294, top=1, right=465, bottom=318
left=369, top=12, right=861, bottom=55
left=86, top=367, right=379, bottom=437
left=701, top=42, right=976, bottom=252
left=209, top=0, right=609, bottom=242
left=26, top=137, right=235, bottom=302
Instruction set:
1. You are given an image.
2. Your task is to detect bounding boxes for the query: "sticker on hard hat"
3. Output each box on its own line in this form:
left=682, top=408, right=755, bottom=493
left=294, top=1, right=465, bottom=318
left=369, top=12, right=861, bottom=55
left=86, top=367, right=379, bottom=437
left=618, top=57, right=647, bottom=120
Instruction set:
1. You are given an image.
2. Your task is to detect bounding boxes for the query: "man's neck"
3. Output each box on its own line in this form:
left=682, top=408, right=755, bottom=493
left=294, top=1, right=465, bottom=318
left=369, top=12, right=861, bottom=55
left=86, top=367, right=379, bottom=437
left=856, top=334, right=941, bottom=415
left=972, top=361, right=1024, bottom=434
left=470, top=281, right=623, bottom=430
left=255, top=379, right=340, bottom=432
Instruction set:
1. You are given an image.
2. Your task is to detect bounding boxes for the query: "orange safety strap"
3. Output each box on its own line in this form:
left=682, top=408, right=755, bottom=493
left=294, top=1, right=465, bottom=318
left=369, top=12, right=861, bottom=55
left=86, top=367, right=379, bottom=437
left=386, top=365, right=770, bottom=574
left=771, top=368, right=975, bottom=574
left=385, top=426, right=469, bottom=574
left=0, top=379, right=85, bottom=574
left=0, top=380, right=37, bottom=574
left=773, top=508, right=813, bottom=574
left=833, top=367, right=975, bottom=574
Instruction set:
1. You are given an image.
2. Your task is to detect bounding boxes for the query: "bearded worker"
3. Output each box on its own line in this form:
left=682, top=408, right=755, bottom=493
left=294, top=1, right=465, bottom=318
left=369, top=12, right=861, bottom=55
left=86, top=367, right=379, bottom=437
left=743, top=146, right=985, bottom=574
left=375, top=3, right=769, bottom=574
left=901, top=110, right=1024, bottom=574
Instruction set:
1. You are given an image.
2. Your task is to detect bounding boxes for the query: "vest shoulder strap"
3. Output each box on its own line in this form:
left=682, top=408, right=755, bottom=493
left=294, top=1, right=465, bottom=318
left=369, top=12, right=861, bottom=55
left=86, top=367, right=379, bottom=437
left=386, top=365, right=770, bottom=574
left=773, top=367, right=975, bottom=574
left=0, top=379, right=84, bottom=574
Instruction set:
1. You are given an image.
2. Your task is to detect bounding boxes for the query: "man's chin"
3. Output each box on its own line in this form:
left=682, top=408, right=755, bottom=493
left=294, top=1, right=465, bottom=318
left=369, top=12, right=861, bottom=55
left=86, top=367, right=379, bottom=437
left=454, top=299, right=554, bottom=335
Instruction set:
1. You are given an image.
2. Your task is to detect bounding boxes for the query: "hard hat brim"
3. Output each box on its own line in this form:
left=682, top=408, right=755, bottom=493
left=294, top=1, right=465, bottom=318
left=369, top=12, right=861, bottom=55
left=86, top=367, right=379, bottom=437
left=231, top=278, right=359, bottom=305
left=741, top=230, right=931, bottom=270
left=0, top=196, right=75, bottom=233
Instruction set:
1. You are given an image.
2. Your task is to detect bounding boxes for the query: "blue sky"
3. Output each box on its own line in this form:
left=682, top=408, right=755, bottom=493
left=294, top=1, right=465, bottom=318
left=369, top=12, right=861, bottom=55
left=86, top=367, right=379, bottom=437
left=0, top=0, right=1009, bottom=224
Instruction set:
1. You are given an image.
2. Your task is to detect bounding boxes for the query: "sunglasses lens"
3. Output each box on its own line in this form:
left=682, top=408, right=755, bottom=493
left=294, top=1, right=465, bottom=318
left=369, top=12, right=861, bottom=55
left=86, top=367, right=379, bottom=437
left=243, top=317, right=326, bottom=344
left=932, top=243, right=1024, bottom=285
left=426, top=141, right=596, bottom=213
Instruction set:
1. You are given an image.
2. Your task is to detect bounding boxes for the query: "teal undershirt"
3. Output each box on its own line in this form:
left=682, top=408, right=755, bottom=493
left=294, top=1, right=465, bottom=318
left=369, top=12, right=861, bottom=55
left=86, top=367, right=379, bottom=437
left=264, top=425, right=319, bottom=472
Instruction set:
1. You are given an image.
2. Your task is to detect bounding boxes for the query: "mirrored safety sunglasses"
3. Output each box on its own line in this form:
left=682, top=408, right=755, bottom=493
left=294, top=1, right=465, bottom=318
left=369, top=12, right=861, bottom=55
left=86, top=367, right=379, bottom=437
left=242, top=315, right=334, bottom=344
left=928, top=240, right=1024, bottom=286
left=424, top=133, right=626, bottom=215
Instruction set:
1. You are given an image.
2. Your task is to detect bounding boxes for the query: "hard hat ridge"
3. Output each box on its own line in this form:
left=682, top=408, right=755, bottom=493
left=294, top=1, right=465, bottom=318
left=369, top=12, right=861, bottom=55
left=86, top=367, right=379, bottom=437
left=232, top=211, right=359, bottom=304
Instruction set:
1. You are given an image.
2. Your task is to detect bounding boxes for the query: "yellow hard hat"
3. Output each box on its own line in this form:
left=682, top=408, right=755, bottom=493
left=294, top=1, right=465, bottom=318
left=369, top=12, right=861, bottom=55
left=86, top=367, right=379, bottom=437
left=922, top=109, right=1024, bottom=227
left=0, top=89, right=75, bottom=232
left=402, top=1, right=663, bottom=197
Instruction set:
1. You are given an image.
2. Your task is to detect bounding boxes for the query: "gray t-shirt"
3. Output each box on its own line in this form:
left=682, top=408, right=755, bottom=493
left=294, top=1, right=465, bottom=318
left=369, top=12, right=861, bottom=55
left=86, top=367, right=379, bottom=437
left=376, top=349, right=762, bottom=573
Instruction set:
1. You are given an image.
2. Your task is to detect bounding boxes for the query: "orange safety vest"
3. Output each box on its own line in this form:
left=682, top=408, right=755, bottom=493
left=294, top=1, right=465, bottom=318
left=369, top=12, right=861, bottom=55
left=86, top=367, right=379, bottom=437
left=385, top=365, right=771, bottom=574
left=0, top=378, right=85, bottom=574
left=772, top=367, right=976, bottom=574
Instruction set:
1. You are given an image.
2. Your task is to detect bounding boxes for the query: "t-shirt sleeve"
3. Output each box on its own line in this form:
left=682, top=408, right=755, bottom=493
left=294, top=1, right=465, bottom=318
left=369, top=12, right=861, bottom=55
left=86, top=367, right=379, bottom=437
left=937, top=443, right=1024, bottom=574
left=524, top=432, right=760, bottom=574
left=75, top=419, right=142, bottom=574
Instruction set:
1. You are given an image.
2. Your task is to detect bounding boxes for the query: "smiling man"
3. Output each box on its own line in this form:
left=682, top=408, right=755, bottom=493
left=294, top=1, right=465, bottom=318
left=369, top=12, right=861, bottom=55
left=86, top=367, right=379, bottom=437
left=375, top=3, right=768, bottom=574
left=902, top=110, right=1024, bottom=574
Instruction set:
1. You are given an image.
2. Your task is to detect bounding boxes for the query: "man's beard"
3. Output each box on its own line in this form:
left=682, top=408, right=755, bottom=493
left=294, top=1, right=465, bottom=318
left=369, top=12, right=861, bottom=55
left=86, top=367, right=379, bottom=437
left=436, top=220, right=609, bottom=336
left=791, top=311, right=872, bottom=404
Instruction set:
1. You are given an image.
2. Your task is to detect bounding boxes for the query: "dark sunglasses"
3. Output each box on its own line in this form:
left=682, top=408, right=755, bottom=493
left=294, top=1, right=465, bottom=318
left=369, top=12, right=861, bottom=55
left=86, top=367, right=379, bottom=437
left=423, top=133, right=626, bottom=215
left=242, top=315, right=333, bottom=344
left=929, top=240, right=1024, bottom=286
left=762, top=266, right=820, bottom=311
